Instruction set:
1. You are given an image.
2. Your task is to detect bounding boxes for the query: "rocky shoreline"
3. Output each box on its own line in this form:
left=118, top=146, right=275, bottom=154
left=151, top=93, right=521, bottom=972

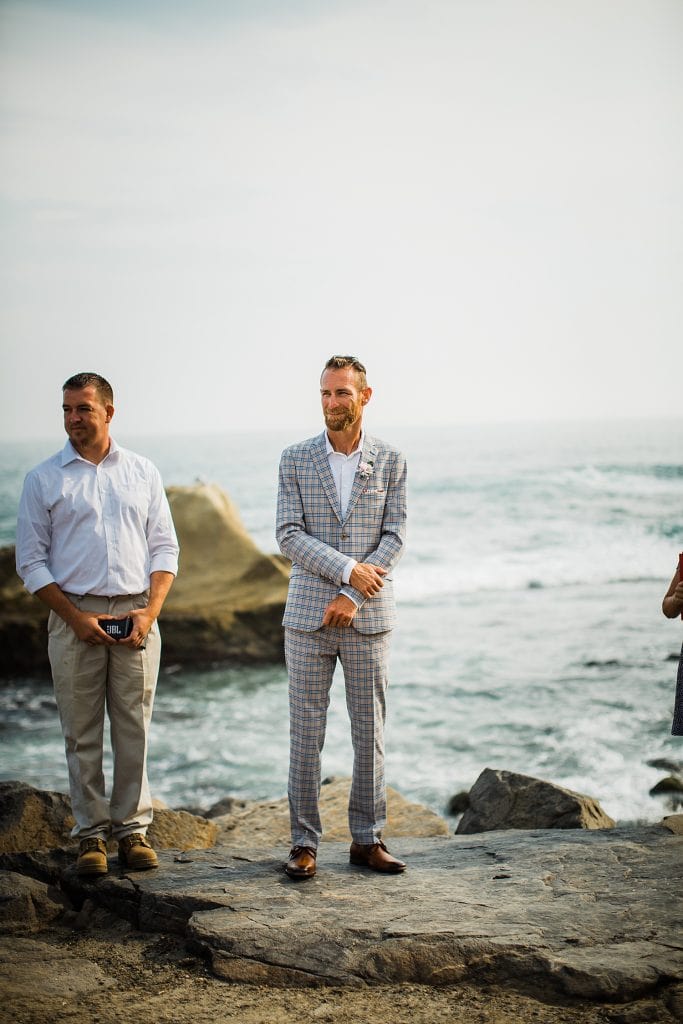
left=1, top=778, right=682, bottom=1023
left=2, top=465, right=683, bottom=1023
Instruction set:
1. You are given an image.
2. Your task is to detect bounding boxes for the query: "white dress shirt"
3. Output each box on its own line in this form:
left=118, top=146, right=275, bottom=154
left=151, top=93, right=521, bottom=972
left=325, top=431, right=362, bottom=587
left=16, top=439, right=179, bottom=597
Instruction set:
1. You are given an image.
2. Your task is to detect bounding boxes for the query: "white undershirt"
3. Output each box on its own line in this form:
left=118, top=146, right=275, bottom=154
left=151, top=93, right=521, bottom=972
left=325, top=430, right=363, bottom=516
left=325, top=431, right=362, bottom=587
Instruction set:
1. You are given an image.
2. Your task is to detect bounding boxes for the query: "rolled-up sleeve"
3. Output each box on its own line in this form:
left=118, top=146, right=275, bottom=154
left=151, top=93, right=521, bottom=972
left=16, top=471, right=56, bottom=594
left=145, top=468, right=180, bottom=576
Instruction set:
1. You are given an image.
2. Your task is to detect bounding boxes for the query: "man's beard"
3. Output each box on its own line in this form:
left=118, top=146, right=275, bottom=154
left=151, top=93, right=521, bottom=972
left=67, top=426, right=92, bottom=448
left=324, top=405, right=360, bottom=431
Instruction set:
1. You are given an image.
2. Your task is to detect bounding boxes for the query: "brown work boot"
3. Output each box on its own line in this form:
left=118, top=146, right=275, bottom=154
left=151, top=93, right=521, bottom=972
left=76, top=837, right=108, bottom=876
left=118, top=833, right=158, bottom=870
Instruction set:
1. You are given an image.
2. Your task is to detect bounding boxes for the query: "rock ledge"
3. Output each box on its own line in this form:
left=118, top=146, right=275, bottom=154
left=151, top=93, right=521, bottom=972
left=53, top=825, right=683, bottom=1001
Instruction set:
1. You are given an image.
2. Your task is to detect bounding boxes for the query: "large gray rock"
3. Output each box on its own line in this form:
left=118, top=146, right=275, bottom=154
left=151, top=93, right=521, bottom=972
left=147, top=808, right=217, bottom=851
left=0, top=781, right=217, bottom=855
left=0, top=870, right=68, bottom=931
left=0, top=848, right=73, bottom=886
left=59, top=825, right=683, bottom=1001
left=0, top=547, right=51, bottom=675
left=456, top=768, right=615, bottom=834
left=663, top=814, right=683, bottom=835
left=160, top=483, right=290, bottom=665
left=0, top=482, right=290, bottom=676
left=0, top=780, right=75, bottom=853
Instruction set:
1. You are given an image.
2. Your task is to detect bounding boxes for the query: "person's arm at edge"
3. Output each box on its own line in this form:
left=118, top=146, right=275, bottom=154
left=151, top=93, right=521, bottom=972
left=662, top=568, right=683, bottom=618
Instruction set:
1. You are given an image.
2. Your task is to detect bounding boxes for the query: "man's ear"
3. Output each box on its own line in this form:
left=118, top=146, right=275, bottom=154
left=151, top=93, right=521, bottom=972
left=105, top=404, right=115, bottom=423
left=361, top=387, right=373, bottom=406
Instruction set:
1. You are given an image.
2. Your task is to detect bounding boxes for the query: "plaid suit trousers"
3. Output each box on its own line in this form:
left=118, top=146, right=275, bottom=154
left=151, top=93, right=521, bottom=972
left=285, top=625, right=392, bottom=847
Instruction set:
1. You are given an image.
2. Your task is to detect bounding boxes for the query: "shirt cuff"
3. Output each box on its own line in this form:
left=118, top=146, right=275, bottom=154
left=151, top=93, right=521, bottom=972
left=149, top=554, right=179, bottom=576
left=340, top=585, right=361, bottom=608
left=23, top=566, right=56, bottom=595
left=341, top=558, right=357, bottom=585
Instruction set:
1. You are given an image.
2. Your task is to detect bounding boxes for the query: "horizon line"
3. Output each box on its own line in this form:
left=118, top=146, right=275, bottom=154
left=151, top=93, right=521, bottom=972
left=2, top=413, right=683, bottom=447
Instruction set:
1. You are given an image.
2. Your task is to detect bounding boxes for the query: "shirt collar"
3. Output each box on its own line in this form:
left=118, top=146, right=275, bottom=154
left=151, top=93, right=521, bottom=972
left=325, top=429, right=364, bottom=458
left=60, top=437, right=119, bottom=467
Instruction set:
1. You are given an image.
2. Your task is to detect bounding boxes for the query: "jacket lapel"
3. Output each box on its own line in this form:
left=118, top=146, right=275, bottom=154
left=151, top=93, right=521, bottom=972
left=343, top=436, right=379, bottom=522
left=310, top=433, right=343, bottom=523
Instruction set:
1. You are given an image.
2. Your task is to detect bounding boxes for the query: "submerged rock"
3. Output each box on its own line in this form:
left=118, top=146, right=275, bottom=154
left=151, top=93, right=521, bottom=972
left=445, top=791, right=470, bottom=816
left=455, top=768, right=615, bottom=834
left=649, top=776, right=683, bottom=795
left=647, top=758, right=683, bottom=774
left=649, top=776, right=683, bottom=812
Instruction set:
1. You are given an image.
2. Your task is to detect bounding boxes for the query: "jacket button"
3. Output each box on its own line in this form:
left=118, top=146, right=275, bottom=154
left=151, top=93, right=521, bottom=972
left=341, top=532, right=348, bottom=539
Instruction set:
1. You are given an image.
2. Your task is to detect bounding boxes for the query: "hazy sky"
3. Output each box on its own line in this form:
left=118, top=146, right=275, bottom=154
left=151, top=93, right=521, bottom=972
left=1, top=0, right=681, bottom=441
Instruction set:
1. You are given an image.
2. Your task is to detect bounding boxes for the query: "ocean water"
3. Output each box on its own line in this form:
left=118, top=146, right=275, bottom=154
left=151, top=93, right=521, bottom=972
left=1, top=418, right=682, bottom=826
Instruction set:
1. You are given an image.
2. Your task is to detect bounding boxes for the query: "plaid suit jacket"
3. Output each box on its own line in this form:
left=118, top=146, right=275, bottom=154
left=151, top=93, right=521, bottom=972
left=276, top=431, right=407, bottom=634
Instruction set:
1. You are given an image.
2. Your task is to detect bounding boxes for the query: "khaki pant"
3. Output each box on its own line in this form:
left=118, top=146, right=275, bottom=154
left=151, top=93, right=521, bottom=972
left=48, top=593, right=161, bottom=841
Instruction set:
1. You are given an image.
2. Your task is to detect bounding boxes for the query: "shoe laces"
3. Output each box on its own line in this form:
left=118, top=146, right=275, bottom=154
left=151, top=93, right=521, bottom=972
left=121, top=833, right=149, bottom=848
left=80, top=837, right=105, bottom=853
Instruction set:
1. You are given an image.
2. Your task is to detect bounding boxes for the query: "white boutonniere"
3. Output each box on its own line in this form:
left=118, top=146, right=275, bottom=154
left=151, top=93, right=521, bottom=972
left=358, top=461, right=374, bottom=479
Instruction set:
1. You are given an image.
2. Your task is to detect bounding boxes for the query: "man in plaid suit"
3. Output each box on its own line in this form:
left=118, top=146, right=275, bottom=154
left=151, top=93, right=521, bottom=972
left=276, top=355, right=407, bottom=879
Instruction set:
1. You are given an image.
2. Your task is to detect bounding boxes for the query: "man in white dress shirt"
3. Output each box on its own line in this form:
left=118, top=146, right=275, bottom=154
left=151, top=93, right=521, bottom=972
left=16, top=373, right=179, bottom=876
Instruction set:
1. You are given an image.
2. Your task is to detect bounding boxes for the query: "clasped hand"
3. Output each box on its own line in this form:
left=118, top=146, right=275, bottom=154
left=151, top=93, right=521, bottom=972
left=349, top=562, right=386, bottom=597
left=73, top=608, right=153, bottom=648
left=322, top=595, right=358, bottom=628
left=322, top=562, right=387, bottom=628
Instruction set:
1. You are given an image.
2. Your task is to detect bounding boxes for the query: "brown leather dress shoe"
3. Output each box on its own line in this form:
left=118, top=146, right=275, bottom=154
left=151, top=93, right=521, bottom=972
left=349, top=840, right=406, bottom=873
left=284, top=845, right=317, bottom=879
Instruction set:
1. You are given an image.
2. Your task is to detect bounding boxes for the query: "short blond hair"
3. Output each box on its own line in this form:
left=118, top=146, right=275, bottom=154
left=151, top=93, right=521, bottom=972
left=321, top=355, right=367, bottom=389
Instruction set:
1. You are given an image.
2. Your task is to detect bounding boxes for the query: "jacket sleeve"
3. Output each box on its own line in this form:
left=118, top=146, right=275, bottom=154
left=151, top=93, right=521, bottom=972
left=276, top=448, right=350, bottom=584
